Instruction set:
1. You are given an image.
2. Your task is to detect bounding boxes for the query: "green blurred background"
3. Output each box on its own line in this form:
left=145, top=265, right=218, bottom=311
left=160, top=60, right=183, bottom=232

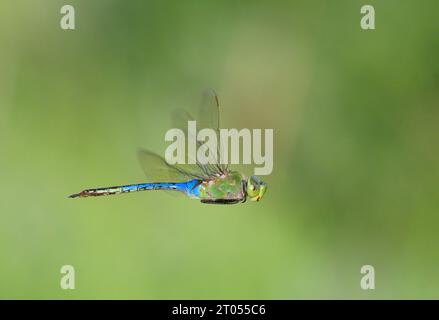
left=0, top=0, right=438, bottom=299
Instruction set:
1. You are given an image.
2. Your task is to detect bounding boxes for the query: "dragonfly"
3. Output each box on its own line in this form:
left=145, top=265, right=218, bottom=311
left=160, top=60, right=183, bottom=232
left=68, top=90, right=267, bottom=204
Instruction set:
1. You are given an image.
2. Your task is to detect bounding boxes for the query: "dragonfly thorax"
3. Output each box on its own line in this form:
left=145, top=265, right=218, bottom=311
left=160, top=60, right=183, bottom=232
left=198, top=171, right=246, bottom=202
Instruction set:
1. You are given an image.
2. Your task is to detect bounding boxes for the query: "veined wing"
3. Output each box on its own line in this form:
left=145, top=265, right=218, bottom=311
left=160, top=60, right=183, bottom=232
left=172, top=89, right=228, bottom=178
left=198, top=89, right=220, bottom=133
left=137, top=148, right=209, bottom=182
left=198, top=89, right=228, bottom=174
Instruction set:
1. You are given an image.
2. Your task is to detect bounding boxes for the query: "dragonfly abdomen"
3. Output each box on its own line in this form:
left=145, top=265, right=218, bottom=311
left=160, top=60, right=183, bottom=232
left=68, top=179, right=202, bottom=198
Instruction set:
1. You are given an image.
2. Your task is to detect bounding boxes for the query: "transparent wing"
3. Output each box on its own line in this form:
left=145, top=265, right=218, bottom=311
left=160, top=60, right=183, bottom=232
left=198, top=89, right=220, bottom=132
left=171, top=89, right=228, bottom=177
left=137, top=149, right=208, bottom=182
left=172, top=107, right=224, bottom=178
left=198, top=89, right=229, bottom=174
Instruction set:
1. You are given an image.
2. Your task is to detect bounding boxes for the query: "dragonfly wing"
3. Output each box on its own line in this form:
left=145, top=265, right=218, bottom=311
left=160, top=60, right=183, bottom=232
left=172, top=108, right=224, bottom=178
left=198, top=89, right=229, bottom=174
left=198, top=89, right=220, bottom=132
left=171, top=89, right=228, bottom=178
left=137, top=148, right=208, bottom=182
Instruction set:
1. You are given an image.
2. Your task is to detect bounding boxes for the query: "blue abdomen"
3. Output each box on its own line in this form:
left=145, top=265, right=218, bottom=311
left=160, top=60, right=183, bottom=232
left=120, top=179, right=202, bottom=198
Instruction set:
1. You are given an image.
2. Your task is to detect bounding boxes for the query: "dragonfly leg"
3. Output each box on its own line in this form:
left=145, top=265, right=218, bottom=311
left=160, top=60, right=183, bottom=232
left=200, top=199, right=243, bottom=205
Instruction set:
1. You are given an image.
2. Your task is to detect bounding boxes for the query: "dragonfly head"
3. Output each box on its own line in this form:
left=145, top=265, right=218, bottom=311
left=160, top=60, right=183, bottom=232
left=247, top=175, right=267, bottom=202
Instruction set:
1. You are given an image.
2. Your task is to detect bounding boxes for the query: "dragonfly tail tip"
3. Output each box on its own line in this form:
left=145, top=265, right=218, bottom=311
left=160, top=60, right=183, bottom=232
left=68, top=193, right=80, bottom=199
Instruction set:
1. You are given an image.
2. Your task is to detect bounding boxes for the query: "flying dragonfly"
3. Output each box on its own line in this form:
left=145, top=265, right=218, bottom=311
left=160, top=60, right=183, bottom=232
left=68, top=90, right=267, bottom=204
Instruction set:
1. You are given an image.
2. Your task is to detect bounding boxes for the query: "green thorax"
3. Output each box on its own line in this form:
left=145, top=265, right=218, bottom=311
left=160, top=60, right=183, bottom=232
left=199, top=171, right=246, bottom=201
